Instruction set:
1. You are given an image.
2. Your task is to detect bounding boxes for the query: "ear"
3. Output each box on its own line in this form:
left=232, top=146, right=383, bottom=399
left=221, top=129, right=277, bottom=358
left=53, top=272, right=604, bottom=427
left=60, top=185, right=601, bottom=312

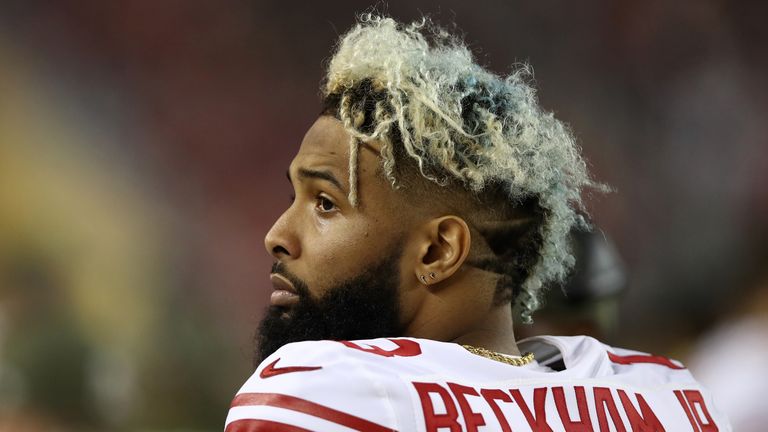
left=414, top=216, right=471, bottom=286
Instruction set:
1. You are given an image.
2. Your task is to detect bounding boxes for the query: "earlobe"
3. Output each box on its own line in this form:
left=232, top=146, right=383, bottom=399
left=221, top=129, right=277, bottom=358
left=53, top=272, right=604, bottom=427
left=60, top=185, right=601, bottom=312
left=415, top=216, right=471, bottom=285
left=416, top=271, right=439, bottom=286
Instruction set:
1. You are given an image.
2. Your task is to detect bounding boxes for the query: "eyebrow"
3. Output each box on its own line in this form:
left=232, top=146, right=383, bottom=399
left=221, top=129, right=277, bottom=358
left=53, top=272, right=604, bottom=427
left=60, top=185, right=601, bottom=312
left=287, top=168, right=346, bottom=194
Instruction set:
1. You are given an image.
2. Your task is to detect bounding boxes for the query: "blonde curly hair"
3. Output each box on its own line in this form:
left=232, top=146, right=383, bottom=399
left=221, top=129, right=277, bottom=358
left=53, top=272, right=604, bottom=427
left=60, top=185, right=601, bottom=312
left=321, top=14, right=603, bottom=323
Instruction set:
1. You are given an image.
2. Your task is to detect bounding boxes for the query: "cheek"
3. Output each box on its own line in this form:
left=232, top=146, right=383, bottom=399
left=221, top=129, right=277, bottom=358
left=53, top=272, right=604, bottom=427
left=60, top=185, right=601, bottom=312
left=313, top=211, right=333, bottom=233
left=302, top=218, right=383, bottom=290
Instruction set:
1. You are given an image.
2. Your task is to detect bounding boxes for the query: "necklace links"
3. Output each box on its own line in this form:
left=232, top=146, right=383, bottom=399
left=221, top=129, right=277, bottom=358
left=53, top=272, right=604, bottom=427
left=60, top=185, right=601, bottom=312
left=462, top=344, right=535, bottom=366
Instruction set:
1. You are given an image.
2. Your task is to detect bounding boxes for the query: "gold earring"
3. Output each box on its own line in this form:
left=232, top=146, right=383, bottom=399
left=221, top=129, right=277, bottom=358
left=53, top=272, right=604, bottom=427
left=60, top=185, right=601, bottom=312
left=419, top=274, right=428, bottom=284
left=429, top=272, right=436, bottom=279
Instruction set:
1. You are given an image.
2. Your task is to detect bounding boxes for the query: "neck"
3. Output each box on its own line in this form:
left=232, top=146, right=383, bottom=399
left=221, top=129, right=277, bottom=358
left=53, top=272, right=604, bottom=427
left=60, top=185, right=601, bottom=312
left=403, top=295, right=521, bottom=356
left=450, top=305, right=521, bottom=356
left=401, top=267, right=521, bottom=355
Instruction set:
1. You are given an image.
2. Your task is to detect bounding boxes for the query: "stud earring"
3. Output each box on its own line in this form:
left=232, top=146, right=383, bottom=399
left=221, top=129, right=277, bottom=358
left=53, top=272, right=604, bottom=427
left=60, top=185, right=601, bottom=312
left=419, top=274, right=428, bottom=284
left=429, top=272, right=436, bottom=279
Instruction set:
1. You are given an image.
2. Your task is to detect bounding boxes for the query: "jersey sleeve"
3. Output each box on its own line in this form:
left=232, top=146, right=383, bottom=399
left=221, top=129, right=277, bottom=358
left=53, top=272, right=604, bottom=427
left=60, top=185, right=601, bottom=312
left=605, top=344, right=733, bottom=431
left=223, top=340, right=399, bottom=432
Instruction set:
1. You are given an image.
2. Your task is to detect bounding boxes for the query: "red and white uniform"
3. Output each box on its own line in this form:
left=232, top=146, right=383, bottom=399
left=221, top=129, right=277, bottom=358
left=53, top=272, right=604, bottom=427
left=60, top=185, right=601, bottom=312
left=225, top=336, right=731, bottom=431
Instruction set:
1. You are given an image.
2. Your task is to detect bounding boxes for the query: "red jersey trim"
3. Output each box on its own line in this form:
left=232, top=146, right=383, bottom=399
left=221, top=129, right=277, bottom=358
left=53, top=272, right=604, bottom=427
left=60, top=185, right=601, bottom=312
left=231, top=392, right=397, bottom=432
left=607, top=352, right=685, bottom=370
left=225, top=418, right=313, bottom=432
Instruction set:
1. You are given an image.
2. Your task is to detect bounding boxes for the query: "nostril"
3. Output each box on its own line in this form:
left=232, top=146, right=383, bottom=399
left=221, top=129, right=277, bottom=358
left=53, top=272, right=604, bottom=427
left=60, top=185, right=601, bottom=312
left=273, top=245, right=290, bottom=256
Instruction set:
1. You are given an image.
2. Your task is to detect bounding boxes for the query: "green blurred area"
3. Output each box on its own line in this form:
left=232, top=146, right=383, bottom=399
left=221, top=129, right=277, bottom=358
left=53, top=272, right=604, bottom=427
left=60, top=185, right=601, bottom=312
left=0, top=37, right=247, bottom=430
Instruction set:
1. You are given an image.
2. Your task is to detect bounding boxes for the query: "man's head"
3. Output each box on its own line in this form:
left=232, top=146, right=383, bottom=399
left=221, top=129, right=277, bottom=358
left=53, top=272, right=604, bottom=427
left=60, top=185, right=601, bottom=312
left=256, top=15, right=599, bottom=362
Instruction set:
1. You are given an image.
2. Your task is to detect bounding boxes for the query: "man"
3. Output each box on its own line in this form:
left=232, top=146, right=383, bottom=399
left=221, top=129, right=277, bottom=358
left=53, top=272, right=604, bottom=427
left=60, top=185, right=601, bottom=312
left=225, top=15, right=730, bottom=431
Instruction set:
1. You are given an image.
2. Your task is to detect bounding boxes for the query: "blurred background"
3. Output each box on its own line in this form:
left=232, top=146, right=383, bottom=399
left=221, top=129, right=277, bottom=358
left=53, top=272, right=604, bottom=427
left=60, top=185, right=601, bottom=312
left=0, top=1, right=766, bottom=430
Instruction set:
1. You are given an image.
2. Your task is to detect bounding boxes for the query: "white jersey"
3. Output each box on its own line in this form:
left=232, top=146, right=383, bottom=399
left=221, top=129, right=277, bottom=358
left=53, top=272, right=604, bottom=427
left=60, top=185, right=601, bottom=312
left=224, top=336, right=730, bottom=431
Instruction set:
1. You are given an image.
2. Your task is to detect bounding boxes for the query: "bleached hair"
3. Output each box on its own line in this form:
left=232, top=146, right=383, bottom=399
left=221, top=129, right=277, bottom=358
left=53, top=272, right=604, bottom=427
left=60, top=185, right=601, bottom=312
left=323, top=15, right=603, bottom=323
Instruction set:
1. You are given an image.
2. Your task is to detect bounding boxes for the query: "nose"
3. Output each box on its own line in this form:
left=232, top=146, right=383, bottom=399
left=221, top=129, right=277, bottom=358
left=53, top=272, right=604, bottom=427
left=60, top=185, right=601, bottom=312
left=264, top=210, right=300, bottom=260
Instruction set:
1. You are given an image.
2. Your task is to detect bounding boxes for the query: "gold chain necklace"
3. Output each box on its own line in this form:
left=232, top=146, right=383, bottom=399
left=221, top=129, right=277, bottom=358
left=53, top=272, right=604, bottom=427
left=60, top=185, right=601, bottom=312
left=462, top=344, right=535, bottom=366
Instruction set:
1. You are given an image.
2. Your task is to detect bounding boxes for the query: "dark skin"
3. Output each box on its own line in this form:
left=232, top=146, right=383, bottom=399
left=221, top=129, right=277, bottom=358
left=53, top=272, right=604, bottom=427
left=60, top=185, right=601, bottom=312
left=264, top=115, right=523, bottom=356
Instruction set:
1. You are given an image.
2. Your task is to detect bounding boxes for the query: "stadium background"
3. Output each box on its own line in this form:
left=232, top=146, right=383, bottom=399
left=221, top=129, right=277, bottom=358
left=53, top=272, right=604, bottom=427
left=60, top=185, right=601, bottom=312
left=1, top=1, right=766, bottom=430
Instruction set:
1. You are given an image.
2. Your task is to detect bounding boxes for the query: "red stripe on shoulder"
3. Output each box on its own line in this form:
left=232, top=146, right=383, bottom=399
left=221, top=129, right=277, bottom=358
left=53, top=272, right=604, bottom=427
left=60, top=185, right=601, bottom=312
left=231, top=392, right=396, bottom=432
left=224, top=419, right=312, bottom=432
left=608, top=351, right=685, bottom=370
left=225, top=419, right=312, bottom=432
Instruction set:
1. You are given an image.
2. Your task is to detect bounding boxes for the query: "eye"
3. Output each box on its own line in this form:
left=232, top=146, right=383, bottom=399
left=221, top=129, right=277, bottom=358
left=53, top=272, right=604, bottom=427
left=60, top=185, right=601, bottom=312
left=315, top=195, right=337, bottom=213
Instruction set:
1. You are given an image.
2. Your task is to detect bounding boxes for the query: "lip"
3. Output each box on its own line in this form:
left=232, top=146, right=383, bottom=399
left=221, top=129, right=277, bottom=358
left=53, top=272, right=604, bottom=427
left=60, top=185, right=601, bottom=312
left=270, top=273, right=300, bottom=307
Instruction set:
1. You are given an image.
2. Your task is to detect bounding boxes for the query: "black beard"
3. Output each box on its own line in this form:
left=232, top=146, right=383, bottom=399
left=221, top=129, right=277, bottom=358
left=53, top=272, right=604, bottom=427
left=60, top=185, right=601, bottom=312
left=253, top=248, right=404, bottom=368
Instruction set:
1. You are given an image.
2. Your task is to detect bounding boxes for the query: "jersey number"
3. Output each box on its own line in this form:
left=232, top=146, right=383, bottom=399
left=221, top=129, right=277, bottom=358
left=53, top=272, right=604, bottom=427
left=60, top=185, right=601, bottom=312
left=339, top=338, right=422, bottom=357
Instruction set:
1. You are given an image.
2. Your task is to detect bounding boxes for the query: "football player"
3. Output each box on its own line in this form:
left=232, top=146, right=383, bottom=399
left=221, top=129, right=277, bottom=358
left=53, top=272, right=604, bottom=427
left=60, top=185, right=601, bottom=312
left=225, top=15, right=730, bottom=432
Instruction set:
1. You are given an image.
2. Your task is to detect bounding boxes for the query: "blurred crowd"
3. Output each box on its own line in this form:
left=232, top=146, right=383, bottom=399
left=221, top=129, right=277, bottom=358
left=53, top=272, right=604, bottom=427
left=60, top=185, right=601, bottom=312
left=0, top=1, right=766, bottom=430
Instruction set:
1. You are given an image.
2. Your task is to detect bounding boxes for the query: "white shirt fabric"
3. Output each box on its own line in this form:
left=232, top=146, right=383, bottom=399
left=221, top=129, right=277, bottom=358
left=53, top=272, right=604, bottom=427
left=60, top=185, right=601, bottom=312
left=224, top=336, right=731, bottom=431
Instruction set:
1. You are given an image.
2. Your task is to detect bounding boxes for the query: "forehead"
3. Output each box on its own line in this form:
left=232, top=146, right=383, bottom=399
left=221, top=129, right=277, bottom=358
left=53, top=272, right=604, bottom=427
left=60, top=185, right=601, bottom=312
left=290, top=116, right=389, bottom=198
left=293, top=116, right=353, bottom=170
left=290, top=116, right=422, bottom=228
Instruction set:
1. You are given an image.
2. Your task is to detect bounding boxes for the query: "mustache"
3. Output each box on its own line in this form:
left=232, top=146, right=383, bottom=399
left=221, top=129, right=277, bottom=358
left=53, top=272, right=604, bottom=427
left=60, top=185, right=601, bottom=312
left=270, top=262, right=310, bottom=297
